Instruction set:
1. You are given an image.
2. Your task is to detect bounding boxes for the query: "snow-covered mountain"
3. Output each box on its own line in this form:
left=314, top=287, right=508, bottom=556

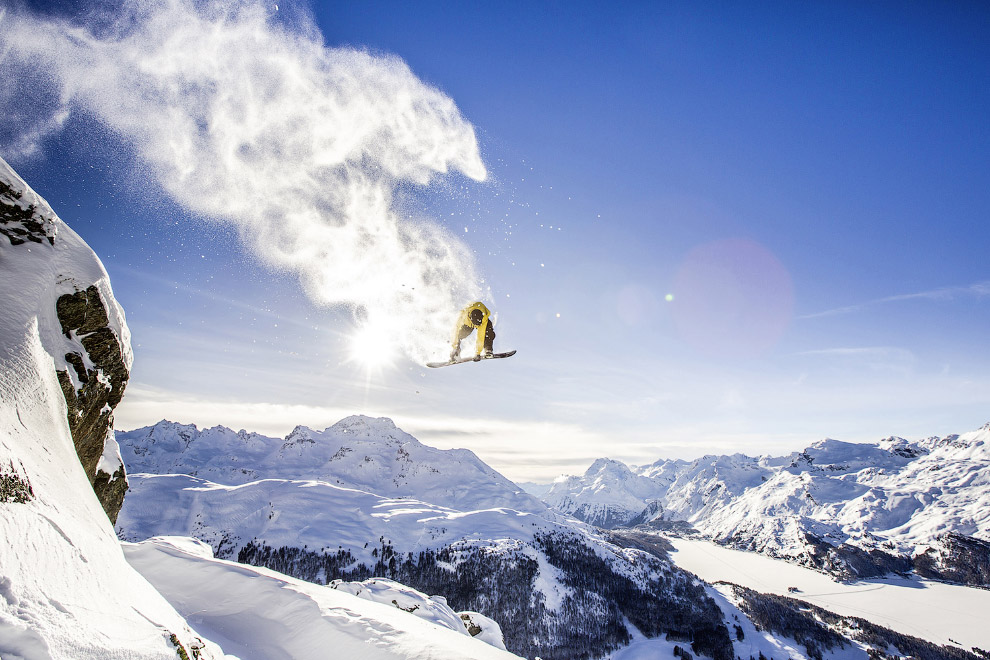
left=117, top=416, right=986, bottom=660
left=544, top=457, right=672, bottom=528
left=542, top=425, right=990, bottom=584
left=118, top=416, right=547, bottom=515
left=116, top=416, right=740, bottom=660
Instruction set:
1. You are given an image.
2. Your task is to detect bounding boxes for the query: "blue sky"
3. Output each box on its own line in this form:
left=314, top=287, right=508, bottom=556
left=3, top=0, right=990, bottom=481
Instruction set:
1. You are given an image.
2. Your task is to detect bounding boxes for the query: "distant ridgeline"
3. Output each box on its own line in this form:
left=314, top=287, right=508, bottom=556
left=543, top=427, right=990, bottom=588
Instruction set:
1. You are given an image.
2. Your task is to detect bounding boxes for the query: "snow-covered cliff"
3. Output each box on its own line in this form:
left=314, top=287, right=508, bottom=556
left=0, top=156, right=220, bottom=659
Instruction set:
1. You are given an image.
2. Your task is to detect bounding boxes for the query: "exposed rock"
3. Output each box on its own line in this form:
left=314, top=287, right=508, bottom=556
left=54, top=283, right=130, bottom=523
left=460, top=613, right=483, bottom=637
left=914, top=533, right=990, bottom=587
left=92, top=463, right=128, bottom=520
left=0, top=460, right=35, bottom=503
left=627, top=499, right=664, bottom=527
left=0, top=177, right=56, bottom=246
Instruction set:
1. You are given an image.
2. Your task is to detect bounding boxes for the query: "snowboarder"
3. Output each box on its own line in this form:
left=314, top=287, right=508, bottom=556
left=450, top=301, right=496, bottom=361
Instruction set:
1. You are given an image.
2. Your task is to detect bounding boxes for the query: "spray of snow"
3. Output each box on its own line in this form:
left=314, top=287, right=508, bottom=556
left=0, top=0, right=487, bottom=362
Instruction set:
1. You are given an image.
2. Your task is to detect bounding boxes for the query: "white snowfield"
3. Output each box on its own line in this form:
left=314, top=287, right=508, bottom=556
left=0, top=157, right=219, bottom=659
left=668, top=536, right=990, bottom=652
left=545, top=425, right=990, bottom=558
left=124, top=537, right=519, bottom=660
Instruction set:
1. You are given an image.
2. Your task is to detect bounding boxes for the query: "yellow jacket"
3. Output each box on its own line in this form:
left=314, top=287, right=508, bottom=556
left=452, top=302, right=491, bottom=356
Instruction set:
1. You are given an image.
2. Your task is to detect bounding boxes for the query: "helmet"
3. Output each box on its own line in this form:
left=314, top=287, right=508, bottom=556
left=470, top=308, right=484, bottom=325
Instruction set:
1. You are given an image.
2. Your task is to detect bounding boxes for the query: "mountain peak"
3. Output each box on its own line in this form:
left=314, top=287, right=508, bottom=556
left=284, top=425, right=316, bottom=445
left=332, top=414, right=399, bottom=432
left=328, top=415, right=418, bottom=447
left=586, top=457, right=630, bottom=476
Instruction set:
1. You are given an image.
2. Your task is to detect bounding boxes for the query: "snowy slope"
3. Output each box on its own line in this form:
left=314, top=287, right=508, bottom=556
left=543, top=425, right=990, bottom=581
left=0, top=157, right=221, bottom=659
left=124, top=536, right=519, bottom=660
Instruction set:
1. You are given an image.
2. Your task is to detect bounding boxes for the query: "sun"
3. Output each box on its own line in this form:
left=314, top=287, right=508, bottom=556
left=348, top=322, right=397, bottom=369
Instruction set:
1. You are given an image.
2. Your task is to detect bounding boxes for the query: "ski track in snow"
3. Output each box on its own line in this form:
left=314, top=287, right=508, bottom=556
left=668, top=537, right=990, bottom=652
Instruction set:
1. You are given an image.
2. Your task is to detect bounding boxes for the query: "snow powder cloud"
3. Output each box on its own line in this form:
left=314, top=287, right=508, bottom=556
left=0, top=0, right=487, bottom=362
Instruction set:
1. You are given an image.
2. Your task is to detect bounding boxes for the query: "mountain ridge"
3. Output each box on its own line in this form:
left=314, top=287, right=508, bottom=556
left=542, top=423, right=990, bottom=585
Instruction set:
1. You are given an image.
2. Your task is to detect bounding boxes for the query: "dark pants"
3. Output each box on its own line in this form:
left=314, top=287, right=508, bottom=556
left=455, top=322, right=495, bottom=354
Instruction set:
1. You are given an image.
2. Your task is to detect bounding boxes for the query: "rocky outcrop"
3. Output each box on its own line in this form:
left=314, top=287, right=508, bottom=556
left=0, top=460, right=35, bottom=503
left=627, top=499, right=664, bottom=527
left=0, top=176, right=56, bottom=245
left=55, top=284, right=130, bottom=521
left=914, top=533, right=990, bottom=587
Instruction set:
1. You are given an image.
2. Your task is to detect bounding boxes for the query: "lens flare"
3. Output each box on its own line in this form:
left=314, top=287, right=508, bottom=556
left=671, top=238, right=793, bottom=358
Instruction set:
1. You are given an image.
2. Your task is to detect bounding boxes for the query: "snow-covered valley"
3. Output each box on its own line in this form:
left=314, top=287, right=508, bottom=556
left=666, top=536, right=990, bottom=652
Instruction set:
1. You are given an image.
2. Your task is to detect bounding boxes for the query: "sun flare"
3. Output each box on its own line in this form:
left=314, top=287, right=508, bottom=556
left=348, top=322, right=397, bottom=369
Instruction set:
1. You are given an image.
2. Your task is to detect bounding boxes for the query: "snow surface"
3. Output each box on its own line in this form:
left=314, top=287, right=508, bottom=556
left=124, top=537, right=522, bottom=660
left=668, top=536, right=990, bottom=652
left=117, top=471, right=556, bottom=568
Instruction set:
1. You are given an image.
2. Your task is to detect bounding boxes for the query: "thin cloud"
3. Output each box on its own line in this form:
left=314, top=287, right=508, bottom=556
left=800, top=280, right=990, bottom=320
left=796, top=346, right=914, bottom=359
left=794, top=346, right=916, bottom=375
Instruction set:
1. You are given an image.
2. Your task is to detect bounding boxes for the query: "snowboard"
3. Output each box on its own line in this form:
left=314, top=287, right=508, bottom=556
left=427, top=350, right=516, bottom=368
